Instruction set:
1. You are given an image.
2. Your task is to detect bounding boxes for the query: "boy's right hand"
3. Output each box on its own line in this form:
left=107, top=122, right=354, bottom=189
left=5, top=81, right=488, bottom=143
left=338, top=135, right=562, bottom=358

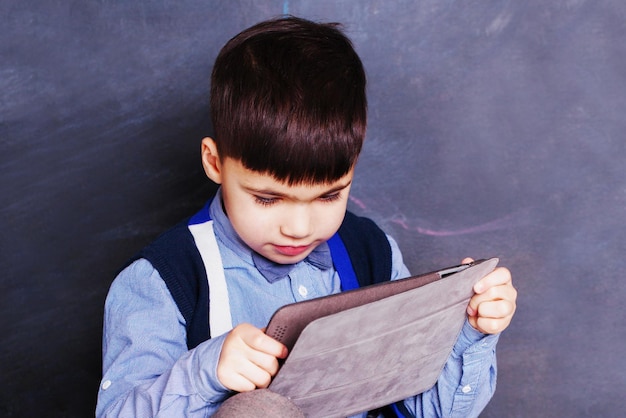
left=217, top=323, right=288, bottom=392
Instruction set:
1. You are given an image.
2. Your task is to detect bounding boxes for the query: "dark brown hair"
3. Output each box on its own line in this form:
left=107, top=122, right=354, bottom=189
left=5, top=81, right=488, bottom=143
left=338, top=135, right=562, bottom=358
left=210, top=16, right=367, bottom=185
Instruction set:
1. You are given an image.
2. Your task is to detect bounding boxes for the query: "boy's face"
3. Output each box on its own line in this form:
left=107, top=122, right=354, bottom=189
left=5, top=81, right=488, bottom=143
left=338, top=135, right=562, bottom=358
left=202, top=138, right=354, bottom=265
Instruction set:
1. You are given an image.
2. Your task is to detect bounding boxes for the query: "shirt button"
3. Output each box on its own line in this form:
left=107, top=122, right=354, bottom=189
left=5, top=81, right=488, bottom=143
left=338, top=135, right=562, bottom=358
left=102, top=380, right=112, bottom=390
left=462, top=385, right=472, bottom=394
left=298, top=285, right=308, bottom=297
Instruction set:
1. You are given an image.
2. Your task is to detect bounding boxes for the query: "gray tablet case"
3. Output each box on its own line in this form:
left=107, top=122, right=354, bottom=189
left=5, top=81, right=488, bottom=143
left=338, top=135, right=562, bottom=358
left=267, top=258, right=498, bottom=418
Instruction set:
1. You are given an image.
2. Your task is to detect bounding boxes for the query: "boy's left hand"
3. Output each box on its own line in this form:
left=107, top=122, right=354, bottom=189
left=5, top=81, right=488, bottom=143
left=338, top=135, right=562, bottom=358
left=464, top=258, right=517, bottom=335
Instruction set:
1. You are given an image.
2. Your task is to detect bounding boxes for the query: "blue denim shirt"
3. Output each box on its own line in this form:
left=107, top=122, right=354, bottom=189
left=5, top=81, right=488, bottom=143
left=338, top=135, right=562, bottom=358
left=97, top=191, right=499, bottom=417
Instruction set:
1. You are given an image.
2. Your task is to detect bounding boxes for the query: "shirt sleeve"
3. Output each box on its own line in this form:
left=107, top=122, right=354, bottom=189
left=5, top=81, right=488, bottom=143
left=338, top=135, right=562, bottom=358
left=96, top=259, right=232, bottom=418
left=386, top=235, right=499, bottom=418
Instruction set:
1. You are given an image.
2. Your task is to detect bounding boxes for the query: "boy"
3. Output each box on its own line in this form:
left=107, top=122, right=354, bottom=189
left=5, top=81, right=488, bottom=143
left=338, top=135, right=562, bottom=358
left=96, top=16, right=516, bottom=418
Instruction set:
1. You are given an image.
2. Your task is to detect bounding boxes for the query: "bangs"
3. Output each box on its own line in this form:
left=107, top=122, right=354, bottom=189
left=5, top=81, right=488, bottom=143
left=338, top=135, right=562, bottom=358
left=235, top=117, right=363, bottom=186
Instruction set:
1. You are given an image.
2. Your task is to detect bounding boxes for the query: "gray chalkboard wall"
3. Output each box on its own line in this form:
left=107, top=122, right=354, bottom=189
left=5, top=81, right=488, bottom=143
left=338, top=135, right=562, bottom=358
left=2, top=1, right=625, bottom=416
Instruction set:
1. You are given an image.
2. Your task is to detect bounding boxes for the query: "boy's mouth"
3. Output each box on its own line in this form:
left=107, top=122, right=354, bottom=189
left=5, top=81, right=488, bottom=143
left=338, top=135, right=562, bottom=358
left=273, top=244, right=310, bottom=257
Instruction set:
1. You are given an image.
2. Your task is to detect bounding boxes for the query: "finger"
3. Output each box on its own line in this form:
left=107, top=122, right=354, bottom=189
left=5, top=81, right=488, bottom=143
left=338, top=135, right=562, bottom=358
left=467, top=294, right=517, bottom=334
left=473, top=267, right=512, bottom=294
left=244, top=329, right=288, bottom=359
left=472, top=314, right=514, bottom=335
left=218, top=348, right=277, bottom=391
left=461, top=257, right=474, bottom=264
left=467, top=280, right=517, bottom=317
left=217, top=352, right=260, bottom=393
left=473, top=299, right=516, bottom=320
left=237, top=359, right=275, bottom=389
left=469, top=281, right=517, bottom=309
left=246, top=348, right=281, bottom=378
left=222, top=370, right=258, bottom=393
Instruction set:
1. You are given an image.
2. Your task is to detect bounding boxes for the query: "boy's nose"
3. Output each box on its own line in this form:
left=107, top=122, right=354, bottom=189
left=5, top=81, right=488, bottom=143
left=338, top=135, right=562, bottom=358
left=280, top=206, right=313, bottom=239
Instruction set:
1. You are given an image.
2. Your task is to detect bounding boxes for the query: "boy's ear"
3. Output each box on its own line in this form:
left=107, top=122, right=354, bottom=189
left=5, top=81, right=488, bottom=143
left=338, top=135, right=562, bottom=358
left=201, top=137, right=222, bottom=184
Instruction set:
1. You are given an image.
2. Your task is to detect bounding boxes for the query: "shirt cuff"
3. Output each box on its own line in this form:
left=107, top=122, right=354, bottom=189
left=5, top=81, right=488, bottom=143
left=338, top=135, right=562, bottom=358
left=452, top=319, right=500, bottom=357
left=189, top=333, right=232, bottom=403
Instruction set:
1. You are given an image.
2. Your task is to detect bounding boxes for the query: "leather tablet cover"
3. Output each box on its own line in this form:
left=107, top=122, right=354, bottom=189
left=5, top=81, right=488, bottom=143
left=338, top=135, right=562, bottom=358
left=267, top=258, right=498, bottom=418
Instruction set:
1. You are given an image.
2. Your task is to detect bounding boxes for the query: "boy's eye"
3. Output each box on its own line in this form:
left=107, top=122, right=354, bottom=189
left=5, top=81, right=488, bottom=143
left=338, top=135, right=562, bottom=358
left=320, top=192, right=341, bottom=203
left=253, top=192, right=341, bottom=206
left=254, top=196, right=278, bottom=206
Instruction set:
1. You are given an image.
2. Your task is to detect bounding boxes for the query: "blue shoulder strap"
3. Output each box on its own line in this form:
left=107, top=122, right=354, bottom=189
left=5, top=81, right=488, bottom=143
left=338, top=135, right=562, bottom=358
left=327, top=232, right=361, bottom=291
left=328, top=211, right=393, bottom=290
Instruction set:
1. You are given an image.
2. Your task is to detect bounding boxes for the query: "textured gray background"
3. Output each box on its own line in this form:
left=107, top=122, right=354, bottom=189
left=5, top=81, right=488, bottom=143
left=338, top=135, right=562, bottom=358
left=2, top=1, right=625, bottom=416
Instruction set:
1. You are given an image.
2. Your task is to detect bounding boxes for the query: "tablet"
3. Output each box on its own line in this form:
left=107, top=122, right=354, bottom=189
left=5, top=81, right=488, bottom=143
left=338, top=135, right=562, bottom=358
left=267, top=257, right=498, bottom=417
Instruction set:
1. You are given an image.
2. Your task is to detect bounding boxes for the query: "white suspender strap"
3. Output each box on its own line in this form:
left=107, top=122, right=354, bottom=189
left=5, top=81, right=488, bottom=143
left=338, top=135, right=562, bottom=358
left=188, top=221, right=233, bottom=337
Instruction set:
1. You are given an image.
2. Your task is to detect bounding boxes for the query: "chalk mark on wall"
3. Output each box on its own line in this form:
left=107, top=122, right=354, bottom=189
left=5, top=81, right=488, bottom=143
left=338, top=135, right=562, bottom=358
left=350, top=195, right=531, bottom=236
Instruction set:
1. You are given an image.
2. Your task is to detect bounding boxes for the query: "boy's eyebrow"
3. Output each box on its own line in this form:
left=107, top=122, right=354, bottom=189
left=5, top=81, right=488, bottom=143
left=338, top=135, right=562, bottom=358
left=244, top=180, right=352, bottom=199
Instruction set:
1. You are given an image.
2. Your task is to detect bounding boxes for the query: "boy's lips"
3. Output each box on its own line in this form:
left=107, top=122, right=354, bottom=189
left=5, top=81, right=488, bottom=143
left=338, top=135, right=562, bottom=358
left=273, top=244, right=310, bottom=257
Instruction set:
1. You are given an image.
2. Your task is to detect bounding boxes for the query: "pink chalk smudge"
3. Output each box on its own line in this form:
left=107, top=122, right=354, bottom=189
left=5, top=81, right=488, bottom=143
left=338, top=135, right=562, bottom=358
left=350, top=195, right=529, bottom=237
left=390, top=210, right=527, bottom=236
left=348, top=195, right=367, bottom=210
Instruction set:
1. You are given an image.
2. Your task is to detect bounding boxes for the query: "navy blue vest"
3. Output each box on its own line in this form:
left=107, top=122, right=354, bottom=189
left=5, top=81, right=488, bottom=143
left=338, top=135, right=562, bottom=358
left=127, top=207, right=412, bottom=417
